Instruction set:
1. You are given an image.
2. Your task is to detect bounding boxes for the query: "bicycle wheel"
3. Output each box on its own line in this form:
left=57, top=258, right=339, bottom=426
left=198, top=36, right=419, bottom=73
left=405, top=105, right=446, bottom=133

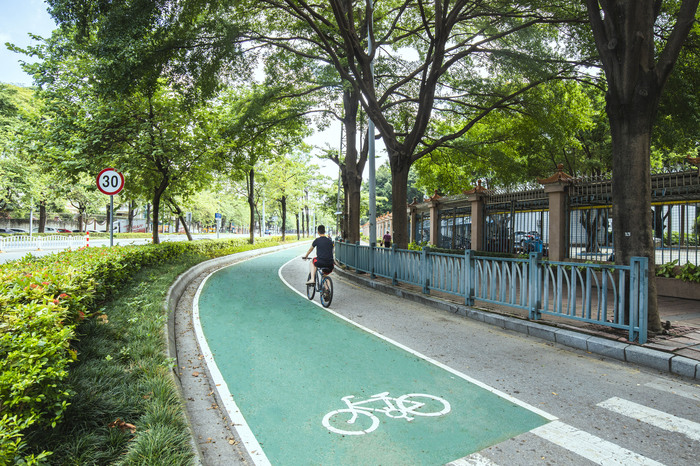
left=396, top=393, right=451, bottom=417
left=320, top=276, right=333, bottom=308
left=306, top=273, right=315, bottom=300
left=322, top=409, right=379, bottom=436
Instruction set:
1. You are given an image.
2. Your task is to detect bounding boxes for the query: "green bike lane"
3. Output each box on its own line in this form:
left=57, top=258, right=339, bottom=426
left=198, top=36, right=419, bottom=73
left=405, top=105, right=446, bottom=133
left=194, top=246, right=555, bottom=465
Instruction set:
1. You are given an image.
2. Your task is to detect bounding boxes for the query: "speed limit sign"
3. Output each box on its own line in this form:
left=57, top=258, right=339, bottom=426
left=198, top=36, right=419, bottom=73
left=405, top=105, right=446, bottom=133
left=96, top=168, right=125, bottom=195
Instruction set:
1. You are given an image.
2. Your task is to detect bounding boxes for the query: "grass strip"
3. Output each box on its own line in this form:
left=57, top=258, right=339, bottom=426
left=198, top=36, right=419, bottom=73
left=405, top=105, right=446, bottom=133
left=25, top=254, right=205, bottom=465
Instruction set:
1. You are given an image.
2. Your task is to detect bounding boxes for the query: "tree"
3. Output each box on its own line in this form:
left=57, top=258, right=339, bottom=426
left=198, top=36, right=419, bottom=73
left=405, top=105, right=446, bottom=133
left=243, top=7, right=371, bottom=244
left=652, top=23, right=700, bottom=162
left=412, top=80, right=609, bottom=192
left=262, top=149, right=313, bottom=240
left=583, top=0, right=700, bottom=333
left=0, top=84, right=69, bottom=226
left=64, top=174, right=105, bottom=231
left=212, top=84, right=311, bottom=243
left=253, top=1, right=569, bottom=248
left=365, top=161, right=421, bottom=216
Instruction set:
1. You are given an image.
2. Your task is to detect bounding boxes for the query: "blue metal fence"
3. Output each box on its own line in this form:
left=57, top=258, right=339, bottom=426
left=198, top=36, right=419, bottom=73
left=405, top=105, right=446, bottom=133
left=335, top=241, right=649, bottom=344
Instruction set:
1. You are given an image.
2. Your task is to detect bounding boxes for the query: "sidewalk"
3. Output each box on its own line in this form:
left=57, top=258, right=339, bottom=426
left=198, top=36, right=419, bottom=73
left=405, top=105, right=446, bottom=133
left=334, top=266, right=700, bottom=380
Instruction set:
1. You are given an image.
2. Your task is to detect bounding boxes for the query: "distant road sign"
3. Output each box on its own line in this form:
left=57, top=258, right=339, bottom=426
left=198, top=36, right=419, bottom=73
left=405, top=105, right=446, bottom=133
left=96, top=168, right=125, bottom=195
left=215, top=213, right=222, bottom=219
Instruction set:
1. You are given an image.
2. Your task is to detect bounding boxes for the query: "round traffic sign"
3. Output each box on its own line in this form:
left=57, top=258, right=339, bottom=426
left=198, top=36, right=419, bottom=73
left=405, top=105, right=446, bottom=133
left=96, top=168, right=125, bottom=195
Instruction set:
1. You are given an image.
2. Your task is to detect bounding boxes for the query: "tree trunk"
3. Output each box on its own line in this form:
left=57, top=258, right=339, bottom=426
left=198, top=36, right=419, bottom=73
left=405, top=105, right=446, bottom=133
left=247, top=168, right=255, bottom=244
left=128, top=200, right=135, bottom=232
left=280, top=195, right=287, bottom=241
left=39, top=200, right=46, bottom=233
left=608, top=98, right=661, bottom=332
left=390, top=152, right=411, bottom=249
left=341, top=174, right=349, bottom=242
left=152, top=178, right=168, bottom=244
left=295, top=212, right=300, bottom=240
left=343, top=87, right=363, bottom=244
left=167, top=197, right=192, bottom=241
left=145, top=203, right=151, bottom=233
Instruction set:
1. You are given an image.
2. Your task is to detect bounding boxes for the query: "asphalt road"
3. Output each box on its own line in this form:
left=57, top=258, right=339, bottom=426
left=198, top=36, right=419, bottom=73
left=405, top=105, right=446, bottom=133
left=191, top=245, right=700, bottom=465
left=0, top=233, right=249, bottom=263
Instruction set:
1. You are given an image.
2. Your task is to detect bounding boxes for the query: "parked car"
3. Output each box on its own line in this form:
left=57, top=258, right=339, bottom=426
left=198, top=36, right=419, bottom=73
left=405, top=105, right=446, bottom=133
left=0, top=228, right=10, bottom=233
left=57, top=228, right=72, bottom=233
left=9, top=228, right=27, bottom=233
left=32, top=227, right=57, bottom=233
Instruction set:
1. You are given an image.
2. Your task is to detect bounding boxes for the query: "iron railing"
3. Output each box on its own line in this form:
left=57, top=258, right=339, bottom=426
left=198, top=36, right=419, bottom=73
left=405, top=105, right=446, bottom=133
left=335, top=241, right=649, bottom=344
left=0, top=235, right=87, bottom=252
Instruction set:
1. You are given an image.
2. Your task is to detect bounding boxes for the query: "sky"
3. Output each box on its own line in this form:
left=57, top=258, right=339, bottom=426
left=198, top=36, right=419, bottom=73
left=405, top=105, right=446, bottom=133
left=0, top=0, right=384, bottom=180
left=0, top=0, right=56, bottom=86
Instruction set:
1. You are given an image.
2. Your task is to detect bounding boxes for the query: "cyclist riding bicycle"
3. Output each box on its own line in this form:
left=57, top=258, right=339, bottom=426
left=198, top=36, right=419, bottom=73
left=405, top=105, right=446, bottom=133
left=302, top=224, right=334, bottom=285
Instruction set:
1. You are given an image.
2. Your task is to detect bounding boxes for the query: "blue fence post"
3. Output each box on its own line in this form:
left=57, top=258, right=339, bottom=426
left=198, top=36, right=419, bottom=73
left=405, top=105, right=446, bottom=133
left=630, top=256, right=649, bottom=344
left=370, top=242, right=376, bottom=278
left=464, top=250, right=474, bottom=306
left=421, top=247, right=430, bottom=294
left=355, top=241, right=360, bottom=273
left=528, top=252, right=542, bottom=320
left=391, top=243, right=398, bottom=285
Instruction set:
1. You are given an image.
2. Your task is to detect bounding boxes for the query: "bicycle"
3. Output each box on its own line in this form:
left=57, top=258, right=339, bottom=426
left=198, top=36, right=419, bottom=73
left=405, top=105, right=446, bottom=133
left=322, top=391, right=451, bottom=435
left=302, top=258, right=334, bottom=308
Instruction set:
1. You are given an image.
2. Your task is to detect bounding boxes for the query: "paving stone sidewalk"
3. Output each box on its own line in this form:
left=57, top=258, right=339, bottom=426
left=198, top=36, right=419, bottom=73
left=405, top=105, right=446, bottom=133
left=334, top=267, right=700, bottom=380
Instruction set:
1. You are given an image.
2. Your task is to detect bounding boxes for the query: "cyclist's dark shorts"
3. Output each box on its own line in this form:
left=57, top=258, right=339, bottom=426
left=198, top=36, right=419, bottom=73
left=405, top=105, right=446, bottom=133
left=313, top=257, right=334, bottom=273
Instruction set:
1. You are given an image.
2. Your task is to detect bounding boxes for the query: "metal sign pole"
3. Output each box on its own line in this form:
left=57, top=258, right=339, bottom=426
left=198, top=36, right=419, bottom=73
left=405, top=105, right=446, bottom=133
left=110, top=194, right=114, bottom=247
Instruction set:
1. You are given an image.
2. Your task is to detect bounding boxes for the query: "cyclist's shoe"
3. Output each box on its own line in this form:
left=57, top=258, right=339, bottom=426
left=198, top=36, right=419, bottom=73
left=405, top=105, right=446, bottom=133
left=306, top=279, right=315, bottom=285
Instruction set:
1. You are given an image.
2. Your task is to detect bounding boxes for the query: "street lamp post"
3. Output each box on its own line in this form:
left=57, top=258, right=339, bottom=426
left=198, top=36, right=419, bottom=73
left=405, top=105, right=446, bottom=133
left=367, top=0, right=377, bottom=247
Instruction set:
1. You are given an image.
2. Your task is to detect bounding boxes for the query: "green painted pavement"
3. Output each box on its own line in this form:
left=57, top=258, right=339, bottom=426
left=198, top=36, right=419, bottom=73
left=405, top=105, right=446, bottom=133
left=197, top=246, right=550, bottom=465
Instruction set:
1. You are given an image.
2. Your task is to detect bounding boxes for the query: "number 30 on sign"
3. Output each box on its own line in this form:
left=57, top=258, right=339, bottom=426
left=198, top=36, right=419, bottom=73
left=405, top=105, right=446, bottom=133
left=97, top=168, right=125, bottom=195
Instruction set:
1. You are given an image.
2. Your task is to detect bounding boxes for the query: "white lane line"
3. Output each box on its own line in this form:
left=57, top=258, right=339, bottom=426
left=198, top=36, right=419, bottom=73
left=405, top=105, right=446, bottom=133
left=278, top=256, right=558, bottom=422
left=598, top=397, right=700, bottom=442
left=645, top=380, right=700, bottom=401
left=193, top=259, right=272, bottom=466
left=531, top=421, right=664, bottom=466
left=446, top=453, right=500, bottom=465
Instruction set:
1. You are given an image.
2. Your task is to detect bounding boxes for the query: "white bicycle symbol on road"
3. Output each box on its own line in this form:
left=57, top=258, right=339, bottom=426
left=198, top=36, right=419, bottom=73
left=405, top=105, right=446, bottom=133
left=322, top=391, right=451, bottom=435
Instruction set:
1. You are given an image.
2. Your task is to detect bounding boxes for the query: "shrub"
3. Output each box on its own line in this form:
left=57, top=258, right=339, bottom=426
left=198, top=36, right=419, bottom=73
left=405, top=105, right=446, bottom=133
left=0, top=237, right=292, bottom=462
left=678, top=262, right=700, bottom=283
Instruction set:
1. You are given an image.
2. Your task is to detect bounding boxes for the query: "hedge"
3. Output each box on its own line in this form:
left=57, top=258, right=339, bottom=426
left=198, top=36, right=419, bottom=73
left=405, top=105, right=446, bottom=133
left=0, top=237, right=285, bottom=463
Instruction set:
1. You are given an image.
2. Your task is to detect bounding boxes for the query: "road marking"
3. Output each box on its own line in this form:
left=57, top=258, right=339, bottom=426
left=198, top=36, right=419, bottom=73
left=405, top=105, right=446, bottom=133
left=645, top=380, right=700, bottom=401
left=321, top=392, right=451, bottom=435
left=598, top=397, right=700, bottom=442
left=193, top=257, right=272, bottom=466
left=447, top=453, right=500, bottom=465
left=531, top=421, right=664, bottom=466
left=278, top=256, right=558, bottom=422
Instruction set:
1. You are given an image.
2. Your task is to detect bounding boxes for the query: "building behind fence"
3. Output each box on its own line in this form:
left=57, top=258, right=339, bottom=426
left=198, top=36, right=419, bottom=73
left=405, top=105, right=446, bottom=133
left=362, top=164, right=700, bottom=266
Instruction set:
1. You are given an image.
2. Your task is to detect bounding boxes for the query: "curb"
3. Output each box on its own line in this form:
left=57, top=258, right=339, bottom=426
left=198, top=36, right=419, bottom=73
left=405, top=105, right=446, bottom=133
left=335, top=266, right=700, bottom=381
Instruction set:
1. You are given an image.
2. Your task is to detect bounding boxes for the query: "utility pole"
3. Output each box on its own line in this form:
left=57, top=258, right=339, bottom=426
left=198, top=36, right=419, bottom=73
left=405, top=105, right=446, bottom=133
left=367, top=0, right=377, bottom=246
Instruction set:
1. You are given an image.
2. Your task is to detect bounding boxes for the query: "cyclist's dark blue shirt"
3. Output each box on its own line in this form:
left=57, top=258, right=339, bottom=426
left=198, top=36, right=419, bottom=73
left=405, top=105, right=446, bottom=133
left=312, top=236, right=334, bottom=266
